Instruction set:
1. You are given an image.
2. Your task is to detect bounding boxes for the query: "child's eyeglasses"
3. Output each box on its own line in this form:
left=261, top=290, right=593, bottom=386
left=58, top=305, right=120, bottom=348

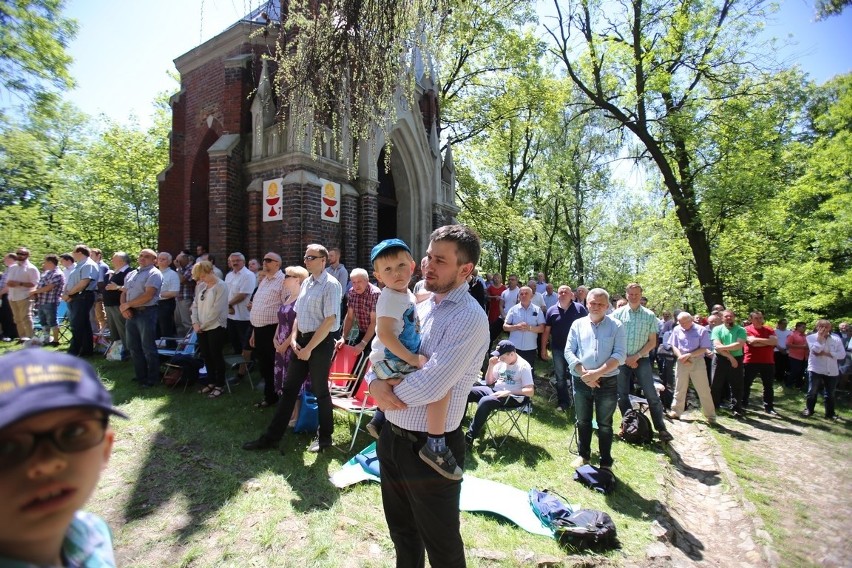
left=0, top=418, right=108, bottom=469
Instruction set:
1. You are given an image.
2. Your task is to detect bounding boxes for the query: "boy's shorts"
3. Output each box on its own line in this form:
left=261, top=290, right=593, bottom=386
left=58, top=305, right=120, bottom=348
left=373, top=358, right=419, bottom=381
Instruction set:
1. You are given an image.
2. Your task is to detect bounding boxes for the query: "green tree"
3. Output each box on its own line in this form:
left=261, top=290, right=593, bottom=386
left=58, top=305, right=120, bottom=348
left=545, top=0, right=784, bottom=309
left=0, top=0, right=78, bottom=118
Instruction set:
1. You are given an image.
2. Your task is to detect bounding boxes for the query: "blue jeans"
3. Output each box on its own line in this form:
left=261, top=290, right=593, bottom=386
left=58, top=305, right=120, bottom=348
left=573, top=374, right=618, bottom=467
left=125, top=306, right=160, bottom=385
left=806, top=372, right=838, bottom=418
left=38, top=302, right=58, bottom=329
left=616, top=358, right=667, bottom=432
left=552, top=347, right=573, bottom=408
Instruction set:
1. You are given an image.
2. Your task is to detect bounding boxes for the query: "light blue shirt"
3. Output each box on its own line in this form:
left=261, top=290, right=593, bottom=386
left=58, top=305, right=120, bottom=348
left=294, top=270, right=342, bottom=333
left=374, top=281, right=489, bottom=433
left=123, top=265, right=162, bottom=307
left=565, top=315, right=626, bottom=378
left=0, top=510, right=116, bottom=567
left=66, top=258, right=99, bottom=292
left=505, top=302, right=546, bottom=351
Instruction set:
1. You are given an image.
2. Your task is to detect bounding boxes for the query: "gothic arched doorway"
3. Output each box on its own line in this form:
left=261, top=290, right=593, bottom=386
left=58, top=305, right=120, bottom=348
left=376, top=147, right=398, bottom=242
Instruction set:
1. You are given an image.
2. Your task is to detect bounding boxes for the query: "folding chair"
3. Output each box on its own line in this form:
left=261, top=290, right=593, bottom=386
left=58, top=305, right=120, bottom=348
left=332, top=363, right=377, bottom=451
left=329, top=344, right=368, bottom=398
left=158, top=331, right=199, bottom=391
left=483, top=397, right=532, bottom=449
left=56, top=301, right=71, bottom=342
left=224, top=354, right=256, bottom=390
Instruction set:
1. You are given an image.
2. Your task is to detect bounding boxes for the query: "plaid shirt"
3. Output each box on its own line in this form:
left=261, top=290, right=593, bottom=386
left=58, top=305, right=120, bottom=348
left=178, top=263, right=195, bottom=301
left=249, top=270, right=288, bottom=327
left=347, top=283, right=381, bottom=332
left=294, top=270, right=341, bottom=333
left=34, top=268, right=65, bottom=307
left=611, top=304, right=659, bottom=357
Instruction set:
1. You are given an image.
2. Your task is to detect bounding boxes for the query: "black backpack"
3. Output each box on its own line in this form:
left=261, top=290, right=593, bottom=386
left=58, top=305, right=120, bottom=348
left=620, top=408, right=652, bottom=444
left=573, top=464, right=616, bottom=494
left=556, top=509, right=618, bottom=550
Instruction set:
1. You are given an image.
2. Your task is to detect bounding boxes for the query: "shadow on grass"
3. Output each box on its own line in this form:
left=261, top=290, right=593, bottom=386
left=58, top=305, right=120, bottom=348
left=106, top=361, right=343, bottom=544
left=710, top=421, right=758, bottom=441
left=665, top=445, right=721, bottom=486
left=471, top=440, right=553, bottom=468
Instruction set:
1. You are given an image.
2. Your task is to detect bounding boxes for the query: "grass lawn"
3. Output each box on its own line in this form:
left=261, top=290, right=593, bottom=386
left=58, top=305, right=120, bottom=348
left=4, top=342, right=674, bottom=567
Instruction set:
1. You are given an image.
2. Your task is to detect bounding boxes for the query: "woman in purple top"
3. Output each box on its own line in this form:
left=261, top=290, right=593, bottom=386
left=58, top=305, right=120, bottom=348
left=272, top=266, right=309, bottom=395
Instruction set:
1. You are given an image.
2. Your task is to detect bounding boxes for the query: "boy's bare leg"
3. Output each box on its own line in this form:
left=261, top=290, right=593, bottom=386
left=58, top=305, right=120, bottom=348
left=425, top=391, right=452, bottom=436
left=420, top=392, right=462, bottom=479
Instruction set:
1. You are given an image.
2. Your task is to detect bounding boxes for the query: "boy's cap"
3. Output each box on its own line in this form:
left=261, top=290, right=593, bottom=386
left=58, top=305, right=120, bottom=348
left=370, top=238, right=411, bottom=264
left=491, top=339, right=517, bottom=358
left=0, top=349, right=127, bottom=430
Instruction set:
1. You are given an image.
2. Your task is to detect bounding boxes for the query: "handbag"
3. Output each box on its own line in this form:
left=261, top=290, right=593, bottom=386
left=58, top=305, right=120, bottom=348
left=162, top=363, right=184, bottom=387
left=105, top=340, right=123, bottom=361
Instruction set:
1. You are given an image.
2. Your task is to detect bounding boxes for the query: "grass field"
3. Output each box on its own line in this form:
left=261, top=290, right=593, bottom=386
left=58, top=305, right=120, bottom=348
left=0, top=340, right=679, bottom=567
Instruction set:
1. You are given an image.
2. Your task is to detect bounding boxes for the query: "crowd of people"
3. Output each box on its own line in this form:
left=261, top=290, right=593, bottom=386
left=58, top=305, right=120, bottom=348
left=1, top=228, right=850, bottom=567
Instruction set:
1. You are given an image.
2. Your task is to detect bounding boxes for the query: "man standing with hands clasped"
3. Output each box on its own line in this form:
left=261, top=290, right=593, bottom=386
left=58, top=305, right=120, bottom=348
left=565, top=288, right=626, bottom=470
left=368, top=225, right=489, bottom=568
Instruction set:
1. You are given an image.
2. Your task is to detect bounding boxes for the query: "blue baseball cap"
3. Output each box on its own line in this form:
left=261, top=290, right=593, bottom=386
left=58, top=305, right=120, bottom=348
left=0, top=349, right=128, bottom=430
left=370, top=238, right=412, bottom=264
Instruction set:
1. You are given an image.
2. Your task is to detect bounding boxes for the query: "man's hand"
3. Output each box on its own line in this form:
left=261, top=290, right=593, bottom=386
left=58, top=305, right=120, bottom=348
left=369, top=379, right=407, bottom=411
left=678, top=353, right=692, bottom=364
left=580, top=369, right=601, bottom=388
left=335, top=337, right=344, bottom=350
left=493, top=389, right=512, bottom=398
left=296, top=345, right=312, bottom=361
left=353, top=342, right=366, bottom=354
left=541, top=350, right=550, bottom=361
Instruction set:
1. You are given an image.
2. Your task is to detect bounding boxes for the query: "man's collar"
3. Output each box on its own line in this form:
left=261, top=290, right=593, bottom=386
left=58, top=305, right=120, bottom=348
left=310, top=270, right=328, bottom=283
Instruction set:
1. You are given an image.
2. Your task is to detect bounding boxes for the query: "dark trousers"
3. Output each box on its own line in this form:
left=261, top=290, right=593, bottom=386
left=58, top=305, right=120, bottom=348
left=227, top=318, right=251, bottom=354
left=253, top=324, right=278, bottom=405
left=0, top=296, right=18, bottom=339
left=264, top=333, right=335, bottom=443
left=466, top=385, right=525, bottom=437
left=744, top=362, right=775, bottom=410
left=156, top=298, right=177, bottom=339
left=198, top=326, right=228, bottom=388
left=711, top=355, right=744, bottom=411
left=517, top=349, right=536, bottom=369
left=125, top=306, right=159, bottom=385
left=67, top=291, right=95, bottom=356
left=488, top=318, right=504, bottom=346
left=377, top=424, right=466, bottom=568
left=774, top=351, right=789, bottom=384
left=787, top=357, right=807, bottom=389
left=806, top=372, right=838, bottom=418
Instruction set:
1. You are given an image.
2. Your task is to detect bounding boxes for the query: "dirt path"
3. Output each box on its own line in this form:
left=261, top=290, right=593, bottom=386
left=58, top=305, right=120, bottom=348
left=649, top=404, right=851, bottom=568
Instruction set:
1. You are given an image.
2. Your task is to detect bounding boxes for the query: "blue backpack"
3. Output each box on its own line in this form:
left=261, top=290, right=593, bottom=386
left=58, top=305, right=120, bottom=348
left=529, top=488, right=618, bottom=550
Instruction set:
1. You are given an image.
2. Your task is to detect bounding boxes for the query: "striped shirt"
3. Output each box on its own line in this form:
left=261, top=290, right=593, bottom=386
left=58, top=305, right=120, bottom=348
left=377, top=281, right=489, bottom=432
left=611, top=305, right=658, bottom=357
left=34, top=268, right=65, bottom=307
left=177, top=263, right=195, bottom=301
left=249, top=270, right=287, bottom=327
left=294, top=270, right=341, bottom=333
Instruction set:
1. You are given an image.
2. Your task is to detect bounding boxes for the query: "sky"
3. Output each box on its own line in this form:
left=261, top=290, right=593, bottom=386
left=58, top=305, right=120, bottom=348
left=63, top=0, right=852, bottom=128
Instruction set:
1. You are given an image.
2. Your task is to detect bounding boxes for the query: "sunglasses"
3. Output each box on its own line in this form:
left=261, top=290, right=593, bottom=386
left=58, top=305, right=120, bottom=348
left=284, top=274, right=294, bottom=279
left=262, top=258, right=278, bottom=263
left=0, top=418, right=108, bottom=469
left=200, top=289, right=207, bottom=301
left=303, top=255, right=321, bottom=262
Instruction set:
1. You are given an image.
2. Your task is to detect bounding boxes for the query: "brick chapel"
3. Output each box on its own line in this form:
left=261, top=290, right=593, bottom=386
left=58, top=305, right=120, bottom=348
left=157, top=1, right=459, bottom=268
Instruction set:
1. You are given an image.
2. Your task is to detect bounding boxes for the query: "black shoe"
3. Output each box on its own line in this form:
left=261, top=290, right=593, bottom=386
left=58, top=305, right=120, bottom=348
left=308, top=438, right=332, bottom=453
left=419, top=445, right=463, bottom=480
left=658, top=430, right=674, bottom=443
left=243, top=436, right=276, bottom=451
left=801, top=409, right=812, bottom=417
left=464, top=431, right=475, bottom=446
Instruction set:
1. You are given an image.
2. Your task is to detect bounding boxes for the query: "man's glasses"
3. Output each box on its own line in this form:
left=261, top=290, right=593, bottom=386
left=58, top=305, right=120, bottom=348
left=303, top=255, right=321, bottom=262
left=262, top=258, right=278, bottom=263
left=0, top=418, right=108, bottom=469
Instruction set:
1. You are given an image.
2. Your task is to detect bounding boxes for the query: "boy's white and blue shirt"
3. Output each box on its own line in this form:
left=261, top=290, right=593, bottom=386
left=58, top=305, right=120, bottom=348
left=0, top=511, right=116, bottom=568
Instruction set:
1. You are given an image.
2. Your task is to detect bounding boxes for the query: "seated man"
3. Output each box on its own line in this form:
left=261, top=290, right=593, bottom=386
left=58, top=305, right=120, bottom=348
left=465, top=340, right=534, bottom=444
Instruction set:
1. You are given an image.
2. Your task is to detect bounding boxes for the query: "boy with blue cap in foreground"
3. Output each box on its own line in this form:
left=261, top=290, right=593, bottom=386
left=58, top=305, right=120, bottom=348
left=368, top=238, right=462, bottom=480
left=0, top=349, right=126, bottom=567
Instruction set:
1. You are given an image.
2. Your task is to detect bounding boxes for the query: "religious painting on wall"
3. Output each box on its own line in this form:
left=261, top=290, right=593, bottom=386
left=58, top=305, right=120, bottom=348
left=263, top=178, right=283, bottom=222
left=320, top=179, right=340, bottom=223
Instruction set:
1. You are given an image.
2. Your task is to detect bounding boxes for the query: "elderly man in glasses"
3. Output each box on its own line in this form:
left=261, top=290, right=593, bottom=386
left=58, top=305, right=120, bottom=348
left=244, top=244, right=341, bottom=453
left=248, top=252, right=288, bottom=408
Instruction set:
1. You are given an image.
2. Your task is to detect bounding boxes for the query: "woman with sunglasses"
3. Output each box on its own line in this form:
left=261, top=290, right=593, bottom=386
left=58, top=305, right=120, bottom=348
left=191, top=261, right=230, bottom=398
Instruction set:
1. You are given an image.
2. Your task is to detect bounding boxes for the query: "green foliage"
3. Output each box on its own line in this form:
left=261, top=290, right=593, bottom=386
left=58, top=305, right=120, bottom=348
left=0, top=0, right=78, bottom=118
left=815, top=0, right=851, bottom=19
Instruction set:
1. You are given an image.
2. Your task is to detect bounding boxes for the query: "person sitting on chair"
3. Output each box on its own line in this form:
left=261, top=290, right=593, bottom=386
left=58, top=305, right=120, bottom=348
left=465, top=339, right=534, bottom=445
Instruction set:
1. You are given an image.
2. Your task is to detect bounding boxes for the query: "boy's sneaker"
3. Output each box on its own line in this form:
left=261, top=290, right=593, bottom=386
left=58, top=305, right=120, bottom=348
left=418, top=445, right=462, bottom=480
